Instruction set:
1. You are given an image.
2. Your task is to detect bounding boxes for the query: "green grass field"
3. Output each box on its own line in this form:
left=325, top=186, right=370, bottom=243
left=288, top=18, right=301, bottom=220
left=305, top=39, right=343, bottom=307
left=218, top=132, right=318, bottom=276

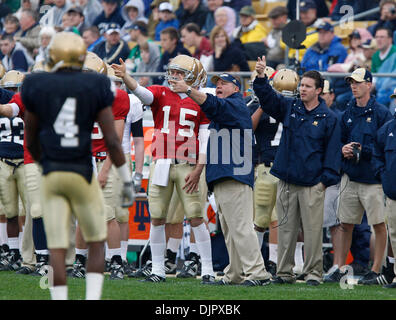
left=0, top=271, right=395, bottom=300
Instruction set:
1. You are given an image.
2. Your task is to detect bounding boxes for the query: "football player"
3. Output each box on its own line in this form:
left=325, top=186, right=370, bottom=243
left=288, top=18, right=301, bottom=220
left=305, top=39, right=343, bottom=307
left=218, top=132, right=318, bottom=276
left=0, top=71, right=28, bottom=272
left=22, top=32, right=134, bottom=300
left=71, top=53, right=131, bottom=281
left=112, top=55, right=216, bottom=284
left=247, top=67, right=281, bottom=277
left=108, top=64, right=144, bottom=273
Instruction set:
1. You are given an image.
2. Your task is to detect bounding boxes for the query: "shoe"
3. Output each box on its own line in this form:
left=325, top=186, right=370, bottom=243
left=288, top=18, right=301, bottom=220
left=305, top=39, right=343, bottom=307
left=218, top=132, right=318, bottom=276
left=323, top=268, right=345, bottom=283
left=206, top=278, right=231, bottom=286
left=177, top=259, right=198, bottom=278
left=123, top=260, right=135, bottom=276
left=357, top=271, right=379, bottom=285
left=296, top=273, right=306, bottom=281
left=70, top=255, right=86, bottom=279
left=31, top=254, right=50, bottom=277
left=306, top=279, right=320, bottom=286
left=141, top=273, right=165, bottom=283
left=271, top=276, right=295, bottom=284
left=66, top=266, right=74, bottom=277
left=128, top=260, right=152, bottom=278
left=216, top=271, right=225, bottom=277
left=109, top=256, right=124, bottom=280
left=241, top=278, right=271, bottom=286
left=361, top=261, right=394, bottom=285
left=0, top=250, right=21, bottom=271
left=164, top=250, right=177, bottom=275
left=348, top=261, right=369, bottom=276
left=201, top=274, right=216, bottom=284
left=265, top=261, right=277, bottom=277
left=383, top=281, right=396, bottom=289
left=16, top=266, right=34, bottom=275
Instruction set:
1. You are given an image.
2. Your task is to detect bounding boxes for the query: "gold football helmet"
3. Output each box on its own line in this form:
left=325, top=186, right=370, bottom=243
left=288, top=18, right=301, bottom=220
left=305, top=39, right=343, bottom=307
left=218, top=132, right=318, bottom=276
left=0, top=63, right=5, bottom=79
left=272, top=68, right=299, bottom=97
left=1, top=70, right=25, bottom=89
left=83, top=52, right=107, bottom=74
left=166, top=55, right=199, bottom=87
left=31, top=60, right=50, bottom=73
left=193, top=58, right=207, bottom=88
left=46, top=32, right=87, bottom=71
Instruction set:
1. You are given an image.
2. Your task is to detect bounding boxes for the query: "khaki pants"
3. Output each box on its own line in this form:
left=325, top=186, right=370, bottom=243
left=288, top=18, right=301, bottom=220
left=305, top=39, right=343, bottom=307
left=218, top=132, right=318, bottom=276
left=40, top=172, right=106, bottom=249
left=276, top=180, right=325, bottom=282
left=214, top=179, right=270, bottom=284
left=253, top=164, right=278, bottom=229
left=148, top=162, right=203, bottom=220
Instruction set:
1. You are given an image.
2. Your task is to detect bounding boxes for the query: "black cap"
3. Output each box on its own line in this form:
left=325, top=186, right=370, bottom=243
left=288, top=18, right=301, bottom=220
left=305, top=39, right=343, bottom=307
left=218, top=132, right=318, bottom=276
left=67, top=6, right=84, bottom=15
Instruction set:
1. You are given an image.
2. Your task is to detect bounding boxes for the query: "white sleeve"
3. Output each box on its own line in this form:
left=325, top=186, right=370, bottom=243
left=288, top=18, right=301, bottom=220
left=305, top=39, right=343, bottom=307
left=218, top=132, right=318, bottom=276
left=128, top=94, right=144, bottom=123
left=10, top=103, right=20, bottom=117
left=198, top=124, right=210, bottom=155
left=133, top=85, right=154, bottom=106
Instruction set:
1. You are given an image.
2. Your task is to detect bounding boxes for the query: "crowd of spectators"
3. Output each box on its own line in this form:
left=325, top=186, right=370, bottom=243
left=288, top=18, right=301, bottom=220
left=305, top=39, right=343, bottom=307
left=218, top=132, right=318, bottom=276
left=0, top=0, right=395, bottom=106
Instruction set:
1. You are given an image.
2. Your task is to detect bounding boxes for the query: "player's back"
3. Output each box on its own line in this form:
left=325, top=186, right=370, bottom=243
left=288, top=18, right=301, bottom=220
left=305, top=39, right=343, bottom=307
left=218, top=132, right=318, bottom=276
left=21, top=71, right=114, bottom=180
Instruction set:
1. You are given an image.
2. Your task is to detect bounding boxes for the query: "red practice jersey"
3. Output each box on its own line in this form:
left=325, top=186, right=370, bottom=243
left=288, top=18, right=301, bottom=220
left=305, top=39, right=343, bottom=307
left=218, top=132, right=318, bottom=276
left=147, top=85, right=210, bottom=161
left=91, top=88, right=130, bottom=159
left=8, top=92, right=33, bottom=164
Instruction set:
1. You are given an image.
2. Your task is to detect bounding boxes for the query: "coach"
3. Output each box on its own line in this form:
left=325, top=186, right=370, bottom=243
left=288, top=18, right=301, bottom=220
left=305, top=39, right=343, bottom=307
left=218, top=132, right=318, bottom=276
left=171, top=73, right=272, bottom=286
left=253, top=56, right=341, bottom=286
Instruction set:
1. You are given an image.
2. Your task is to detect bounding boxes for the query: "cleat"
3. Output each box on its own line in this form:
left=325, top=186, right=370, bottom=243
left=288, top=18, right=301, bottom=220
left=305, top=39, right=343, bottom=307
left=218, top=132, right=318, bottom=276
left=177, top=252, right=200, bottom=278
left=306, top=279, right=320, bottom=286
left=0, top=250, right=21, bottom=271
left=241, top=278, right=271, bottom=286
left=358, top=271, right=379, bottom=285
left=206, top=278, right=231, bottom=286
left=141, top=273, right=165, bottom=283
left=70, top=255, right=86, bottom=279
left=16, top=266, right=34, bottom=275
left=265, top=260, right=277, bottom=277
left=323, top=268, right=345, bottom=283
left=31, top=254, right=50, bottom=277
left=109, top=255, right=124, bottom=280
left=128, top=260, right=152, bottom=278
left=201, top=274, right=215, bottom=284
left=164, top=249, right=177, bottom=275
left=271, top=276, right=295, bottom=284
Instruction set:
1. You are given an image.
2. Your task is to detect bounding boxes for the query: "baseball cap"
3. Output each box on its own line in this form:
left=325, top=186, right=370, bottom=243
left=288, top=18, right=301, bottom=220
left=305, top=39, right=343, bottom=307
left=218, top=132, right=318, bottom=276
left=105, top=23, right=121, bottom=35
left=348, top=29, right=361, bottom=39
left=268, top=6, right=288, bottom=19
left=126, top=22, right=148, bottom=33
left=390, top=88, right=396, bottom=99
left=211, top=73, right=241, bottom=90
left=345, top=68, right=373, bottom=83
left=322, top=79, right=334, bottom=94
left=316, top=21, right=334, bottom=32
left=159, top=2, right=173, bottom=12
left=361, top=38, right=377, bottom=49
left=67, top=6, right=83, bottom=15
left=299, top=0, right=317, bottom=12
left=102, top=0, right=119, bottom=3
left=239, top=5, right=256, bottom=17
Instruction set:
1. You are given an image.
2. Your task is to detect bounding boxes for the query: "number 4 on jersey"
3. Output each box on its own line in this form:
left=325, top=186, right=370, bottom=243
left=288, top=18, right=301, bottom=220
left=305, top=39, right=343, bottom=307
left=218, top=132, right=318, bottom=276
left=53, top=97, right=79, bottom=147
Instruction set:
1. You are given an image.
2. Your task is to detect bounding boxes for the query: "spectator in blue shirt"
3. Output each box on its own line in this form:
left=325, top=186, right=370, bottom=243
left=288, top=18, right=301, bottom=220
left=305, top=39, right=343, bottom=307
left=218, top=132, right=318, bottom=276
left=154, top=2, right=179, bottom=41
left=93, top=0, right=125, bottom=35
left=301, top=21, right=348, bottom=72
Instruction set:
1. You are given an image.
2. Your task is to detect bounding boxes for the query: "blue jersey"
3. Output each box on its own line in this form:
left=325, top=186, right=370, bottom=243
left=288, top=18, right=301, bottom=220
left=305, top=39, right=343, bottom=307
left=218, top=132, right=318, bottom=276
left=0, top=116, right=24, bottom=159
left=246, top=95, right=282, bottom=165
left=21, top=71, right=115, bottom=182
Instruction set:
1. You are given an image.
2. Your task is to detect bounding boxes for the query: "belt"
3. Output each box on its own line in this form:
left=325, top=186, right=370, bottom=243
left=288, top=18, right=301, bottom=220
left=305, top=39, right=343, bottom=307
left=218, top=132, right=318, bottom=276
left=95, top=157, right=106, bottom=163
left=0, top=158, right=24, bottom=174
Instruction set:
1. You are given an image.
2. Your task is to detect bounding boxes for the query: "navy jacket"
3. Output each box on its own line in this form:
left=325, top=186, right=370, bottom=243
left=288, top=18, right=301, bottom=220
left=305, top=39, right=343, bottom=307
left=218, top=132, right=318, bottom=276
left=200, top=92, right=254, bottom=191
left=253, top=76, right=341, bottom=187
left=341, top=97, right=392, bottom=184
left=93, top=7, right=125, bottom=34
left=373, top=114, right=396, bottom=200
left=93, top=40, right=130, bottom=65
